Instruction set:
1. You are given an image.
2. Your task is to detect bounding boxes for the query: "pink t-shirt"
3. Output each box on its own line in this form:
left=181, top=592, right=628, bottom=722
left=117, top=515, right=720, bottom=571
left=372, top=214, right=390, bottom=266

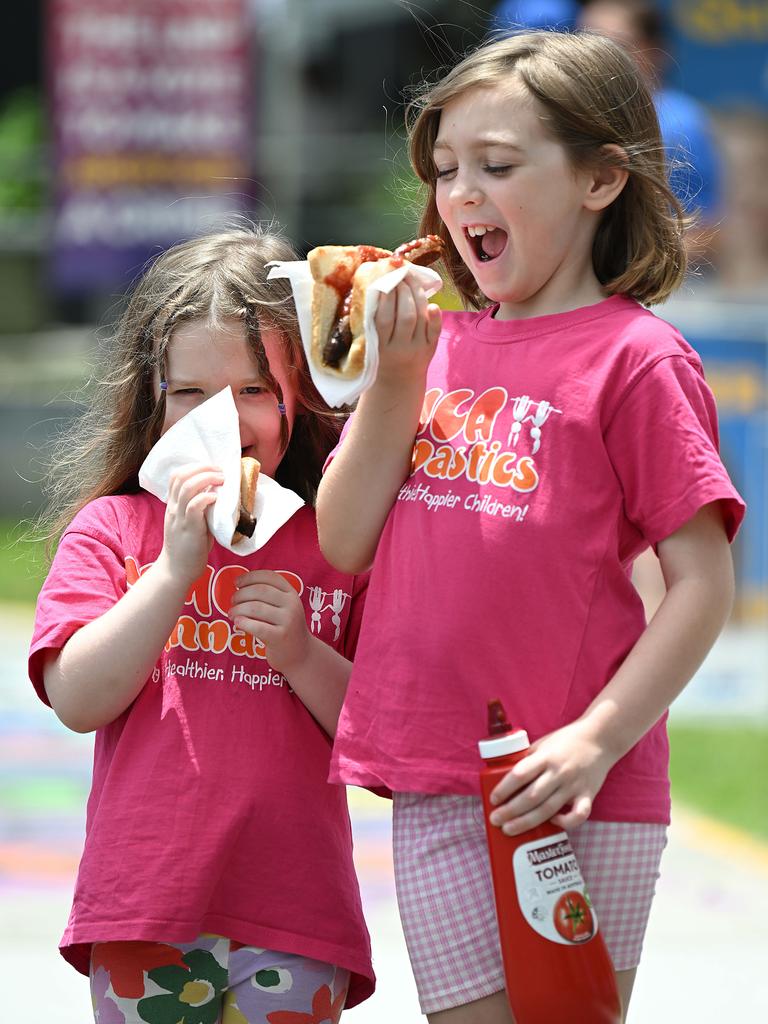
left=29, top=494, right=374, bottom=1006
left=329, top=296, right=745, bottom=823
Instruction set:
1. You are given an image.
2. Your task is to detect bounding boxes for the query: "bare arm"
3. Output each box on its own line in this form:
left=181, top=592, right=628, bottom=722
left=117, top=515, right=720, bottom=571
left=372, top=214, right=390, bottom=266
left=43, top=466, right=223, bottom=733
left=316, top=279, right=442, bottom=574
left=43, top=556, right=191, bottom=732
left=574, top=500, right=734, bottom=766
left=489, top=501, right=735, bottom=833
left=280, top=636, right=352, bottom=738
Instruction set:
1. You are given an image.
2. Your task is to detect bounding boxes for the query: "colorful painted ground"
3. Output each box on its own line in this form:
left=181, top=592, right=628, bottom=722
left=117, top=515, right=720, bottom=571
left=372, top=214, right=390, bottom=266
left=0, top=604, right=395, bottom=903
left=3, top=604, right=767, bottom=1022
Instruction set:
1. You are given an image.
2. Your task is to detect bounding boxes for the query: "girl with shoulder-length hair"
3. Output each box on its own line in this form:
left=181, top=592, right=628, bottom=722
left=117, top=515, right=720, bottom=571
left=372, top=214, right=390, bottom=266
left=407, top=29, right=688, bottom=311
left=317, top=29, right=743, bottom=1023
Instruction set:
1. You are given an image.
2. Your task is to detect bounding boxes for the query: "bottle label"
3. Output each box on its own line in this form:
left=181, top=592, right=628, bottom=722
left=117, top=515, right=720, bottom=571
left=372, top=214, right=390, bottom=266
left=512, top=832, right=598, bottom=945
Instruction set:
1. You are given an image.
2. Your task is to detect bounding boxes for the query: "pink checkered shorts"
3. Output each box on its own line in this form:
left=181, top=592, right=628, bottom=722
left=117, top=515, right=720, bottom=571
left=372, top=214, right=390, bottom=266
left=392, top=793, right=667, bottom=1014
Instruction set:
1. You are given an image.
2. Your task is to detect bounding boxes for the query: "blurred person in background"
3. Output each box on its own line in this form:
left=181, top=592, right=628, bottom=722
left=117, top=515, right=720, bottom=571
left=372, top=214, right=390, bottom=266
left=713, top=108, right=768, bottom=295
left=576, top=0, right=724, bottom=272
left=574, top=0, right=728, bottom=614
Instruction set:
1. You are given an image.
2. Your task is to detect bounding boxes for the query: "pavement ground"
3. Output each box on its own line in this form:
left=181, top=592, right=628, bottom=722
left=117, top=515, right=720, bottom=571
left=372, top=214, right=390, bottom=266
left=2, top=604, right=767, bottom=1021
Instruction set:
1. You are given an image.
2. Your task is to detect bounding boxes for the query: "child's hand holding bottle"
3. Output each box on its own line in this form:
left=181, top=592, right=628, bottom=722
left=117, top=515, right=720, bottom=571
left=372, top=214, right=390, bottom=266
left=488, top=718, right=616, bottom=835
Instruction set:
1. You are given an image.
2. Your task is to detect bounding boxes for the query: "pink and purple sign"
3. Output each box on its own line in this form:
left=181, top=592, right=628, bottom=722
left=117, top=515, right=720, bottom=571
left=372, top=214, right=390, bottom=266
left=48, top=0, right=253, bottom=293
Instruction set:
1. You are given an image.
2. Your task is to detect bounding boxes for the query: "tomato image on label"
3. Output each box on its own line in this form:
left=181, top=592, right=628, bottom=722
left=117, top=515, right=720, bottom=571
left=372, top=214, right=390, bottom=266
left=553, top=891, right=595, bottom=943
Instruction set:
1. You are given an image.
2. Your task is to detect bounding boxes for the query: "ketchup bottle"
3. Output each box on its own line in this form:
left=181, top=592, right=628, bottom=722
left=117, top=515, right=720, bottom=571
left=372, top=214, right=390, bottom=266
left=478, top=700, right=622, bottom=1023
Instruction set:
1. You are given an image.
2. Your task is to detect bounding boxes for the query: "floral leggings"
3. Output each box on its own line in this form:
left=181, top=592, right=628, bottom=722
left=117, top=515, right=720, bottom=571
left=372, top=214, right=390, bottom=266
left=90, top=934, right=350, bottom=1024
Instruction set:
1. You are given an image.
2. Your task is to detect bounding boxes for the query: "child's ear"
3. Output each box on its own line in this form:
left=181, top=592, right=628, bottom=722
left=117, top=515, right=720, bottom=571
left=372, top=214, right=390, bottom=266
left=583, top=144, right=629, bottom=212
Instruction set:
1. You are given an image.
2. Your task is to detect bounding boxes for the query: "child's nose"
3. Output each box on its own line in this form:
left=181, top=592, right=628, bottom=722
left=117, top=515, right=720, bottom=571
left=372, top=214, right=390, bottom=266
left=450, top=171, right=483, bottom=205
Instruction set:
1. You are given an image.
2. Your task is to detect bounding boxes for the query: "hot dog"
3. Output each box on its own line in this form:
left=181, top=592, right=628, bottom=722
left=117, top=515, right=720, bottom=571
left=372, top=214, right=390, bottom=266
left=307, top=235, right=444, bottom=379
left=231, top=456, right=260, bottom=544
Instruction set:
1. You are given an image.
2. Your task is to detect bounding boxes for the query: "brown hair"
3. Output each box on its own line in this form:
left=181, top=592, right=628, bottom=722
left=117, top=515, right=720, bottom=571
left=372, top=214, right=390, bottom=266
left=40, top=226, right=344, bottom=548
left=407, top=30, right=688, bottom=308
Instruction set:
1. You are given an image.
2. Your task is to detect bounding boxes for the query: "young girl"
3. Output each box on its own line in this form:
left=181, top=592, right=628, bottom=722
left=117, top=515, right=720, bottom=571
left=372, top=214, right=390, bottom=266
left=28, top=228, right=374, bottom=1023
left=316, top=31, right=744, bottom=1023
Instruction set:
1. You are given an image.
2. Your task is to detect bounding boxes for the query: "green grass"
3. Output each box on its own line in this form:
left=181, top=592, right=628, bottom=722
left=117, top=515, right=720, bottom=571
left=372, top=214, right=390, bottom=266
left=0, top=777, right=88, bottom=811
left=669, top=721, right=768, bottom=841
left=0, top=518, right=48, bottom=604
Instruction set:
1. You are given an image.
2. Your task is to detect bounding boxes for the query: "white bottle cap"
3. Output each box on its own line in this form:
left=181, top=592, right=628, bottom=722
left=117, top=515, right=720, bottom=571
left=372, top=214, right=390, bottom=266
left=478, top=728, right=530, bottom=760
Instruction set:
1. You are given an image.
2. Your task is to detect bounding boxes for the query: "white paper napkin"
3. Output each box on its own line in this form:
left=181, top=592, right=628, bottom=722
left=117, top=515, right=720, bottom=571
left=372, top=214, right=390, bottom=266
left=138, top=386, right=304, bottom=554
left=266, top=257, right=443, bottom=407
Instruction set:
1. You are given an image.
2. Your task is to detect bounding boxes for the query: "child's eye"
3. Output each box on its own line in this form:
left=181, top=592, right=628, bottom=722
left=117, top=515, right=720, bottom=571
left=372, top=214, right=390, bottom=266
left=484, top=164, right=513, bottom=175
left=241, top=386, right=266, bottom=395
left=435, top=167, right=457, bottom=181
left=173, top=388, right=203, bottom=396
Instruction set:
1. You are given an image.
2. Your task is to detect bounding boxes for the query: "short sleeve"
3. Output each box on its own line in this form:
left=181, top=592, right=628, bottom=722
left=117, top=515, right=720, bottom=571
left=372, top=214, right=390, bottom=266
left=340, top=571, right=369, bottom=662
left=605, top=354, right=745, bottom=546
left=28, top=519, right=127, bottom=706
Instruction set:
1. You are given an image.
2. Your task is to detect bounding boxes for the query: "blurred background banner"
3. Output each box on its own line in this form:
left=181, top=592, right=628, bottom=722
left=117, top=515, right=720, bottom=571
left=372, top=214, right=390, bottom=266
left=48, top=0, right=253, bottom=294
left=665, top=0, right=768, bottom=108
left=696, top=329, right=768, bottom=614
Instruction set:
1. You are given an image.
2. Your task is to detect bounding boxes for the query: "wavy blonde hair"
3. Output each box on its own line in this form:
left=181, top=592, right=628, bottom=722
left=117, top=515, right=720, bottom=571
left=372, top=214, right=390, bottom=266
left=40, top=226, right=344, bottom=550
left=407, top=30, right=688, bottom=308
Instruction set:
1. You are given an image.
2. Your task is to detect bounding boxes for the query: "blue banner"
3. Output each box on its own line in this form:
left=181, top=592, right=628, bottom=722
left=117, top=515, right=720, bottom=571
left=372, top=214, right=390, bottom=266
left=666, top=297, right=768, bottom=620
left=664, top=0, right=768, bottom=109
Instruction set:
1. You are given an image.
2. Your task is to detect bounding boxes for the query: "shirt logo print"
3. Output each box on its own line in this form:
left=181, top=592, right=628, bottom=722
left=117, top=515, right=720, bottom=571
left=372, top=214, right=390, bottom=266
left=308, top=587, right=348, bottom=640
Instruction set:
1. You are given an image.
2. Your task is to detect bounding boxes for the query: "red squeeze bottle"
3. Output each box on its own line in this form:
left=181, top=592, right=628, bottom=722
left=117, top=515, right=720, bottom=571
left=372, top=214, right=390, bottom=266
left=478, top=699, right=622, bottom=1024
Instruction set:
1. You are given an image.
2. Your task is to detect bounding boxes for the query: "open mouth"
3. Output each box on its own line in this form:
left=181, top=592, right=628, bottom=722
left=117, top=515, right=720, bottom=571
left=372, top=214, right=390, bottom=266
left=465, top=225, right=508, bottom=263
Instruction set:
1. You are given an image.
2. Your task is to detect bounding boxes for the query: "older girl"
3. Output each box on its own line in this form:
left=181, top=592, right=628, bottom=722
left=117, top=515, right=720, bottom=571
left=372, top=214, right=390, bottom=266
left=317, top=31, right=744, bottom=1022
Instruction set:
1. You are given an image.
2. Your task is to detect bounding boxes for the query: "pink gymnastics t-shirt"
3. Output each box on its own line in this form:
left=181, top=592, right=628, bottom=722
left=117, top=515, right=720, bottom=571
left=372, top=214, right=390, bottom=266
left=329, top=295, right=745, bottom=823
left=29, top=494, right=374, bottom=1006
